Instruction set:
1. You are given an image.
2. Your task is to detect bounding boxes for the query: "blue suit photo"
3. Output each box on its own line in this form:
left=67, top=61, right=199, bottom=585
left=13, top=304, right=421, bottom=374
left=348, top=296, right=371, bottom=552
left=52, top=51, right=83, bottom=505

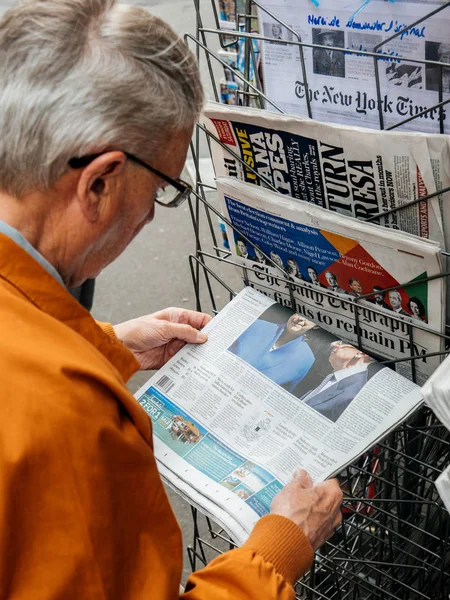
left=229, top=319, right=315, bottom=392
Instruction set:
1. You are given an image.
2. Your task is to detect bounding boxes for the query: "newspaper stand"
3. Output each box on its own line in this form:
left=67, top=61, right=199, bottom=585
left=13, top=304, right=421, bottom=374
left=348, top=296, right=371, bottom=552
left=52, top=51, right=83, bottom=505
left=183, top=1, right=450, bottom=597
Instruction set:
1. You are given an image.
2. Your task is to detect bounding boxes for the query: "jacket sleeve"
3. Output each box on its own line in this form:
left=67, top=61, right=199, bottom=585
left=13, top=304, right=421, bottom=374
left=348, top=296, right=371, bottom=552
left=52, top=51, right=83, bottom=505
left=95, top=320, right=117, bottom=339
left=182, top=515, right=314, bottom=600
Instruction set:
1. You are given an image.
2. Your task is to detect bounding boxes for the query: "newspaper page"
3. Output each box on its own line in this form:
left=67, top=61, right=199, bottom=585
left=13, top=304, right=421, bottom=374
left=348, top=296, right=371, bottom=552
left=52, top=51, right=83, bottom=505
left=257, top=0, right=450, bottom=134
left=135, top=287, right=423, bottom=544
left=202, top=102, right=450, bottom=250
left=217, top=176, right=444, bottom=384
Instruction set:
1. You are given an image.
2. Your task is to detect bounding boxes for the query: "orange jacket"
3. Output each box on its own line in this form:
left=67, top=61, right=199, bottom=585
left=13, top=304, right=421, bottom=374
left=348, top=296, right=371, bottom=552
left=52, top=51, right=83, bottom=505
left=0, top=232, right=313, bottom=599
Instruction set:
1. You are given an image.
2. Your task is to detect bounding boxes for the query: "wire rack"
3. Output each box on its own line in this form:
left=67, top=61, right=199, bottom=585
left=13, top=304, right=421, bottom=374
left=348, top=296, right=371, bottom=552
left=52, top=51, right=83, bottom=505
left=183, top=1, right=450, bottom=597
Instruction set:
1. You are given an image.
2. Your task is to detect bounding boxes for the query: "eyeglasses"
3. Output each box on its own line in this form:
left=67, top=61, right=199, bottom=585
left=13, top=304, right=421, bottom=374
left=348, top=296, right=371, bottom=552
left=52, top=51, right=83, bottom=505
left=68, top=152, right=193, bottom=207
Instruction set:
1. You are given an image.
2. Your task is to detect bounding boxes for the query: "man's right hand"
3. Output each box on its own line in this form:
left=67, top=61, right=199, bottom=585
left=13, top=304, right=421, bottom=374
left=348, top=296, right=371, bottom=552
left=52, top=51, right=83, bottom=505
left=270, top=469, right=343, bottom=551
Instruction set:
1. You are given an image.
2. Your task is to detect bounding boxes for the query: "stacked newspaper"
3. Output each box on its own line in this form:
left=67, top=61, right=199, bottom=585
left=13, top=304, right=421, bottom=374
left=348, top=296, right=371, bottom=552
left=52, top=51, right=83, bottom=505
left=202, top=102, right=450, bottom=250
left=256, top=0, right=450, bottom=134
left=203, top=102, right=450, bottom=337
left=135, top=287, right=423, bottom=545
left=216, top=176, right=444, bottom=384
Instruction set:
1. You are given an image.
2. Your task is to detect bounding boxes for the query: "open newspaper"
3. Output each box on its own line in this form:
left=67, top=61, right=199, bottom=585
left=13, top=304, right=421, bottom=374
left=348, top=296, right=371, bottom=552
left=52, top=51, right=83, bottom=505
left=257, top=0, right=450, bottom=134
left=135, top=287, right=423, bottom=545
left=217, top=176, right=444, bottom=384
left=202, top=102, right=450, bottom=251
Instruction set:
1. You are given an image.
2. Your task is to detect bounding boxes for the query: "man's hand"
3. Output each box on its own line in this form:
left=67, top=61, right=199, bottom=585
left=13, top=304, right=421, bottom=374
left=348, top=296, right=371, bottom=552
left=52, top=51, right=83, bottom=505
left=271, top=469, right=343, bottom=551
left=113, top=308, right=212, bottom=370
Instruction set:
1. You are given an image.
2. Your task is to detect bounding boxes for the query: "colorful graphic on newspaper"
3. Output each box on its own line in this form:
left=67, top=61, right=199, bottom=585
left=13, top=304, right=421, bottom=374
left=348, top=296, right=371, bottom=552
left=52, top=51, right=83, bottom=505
left=203, top=102, right=448, bottom=249
left=257, top=0, right=450, bottom=133
left=140, top=386, right=283, bottom=517
left=217, top=176, right=444, bottom=383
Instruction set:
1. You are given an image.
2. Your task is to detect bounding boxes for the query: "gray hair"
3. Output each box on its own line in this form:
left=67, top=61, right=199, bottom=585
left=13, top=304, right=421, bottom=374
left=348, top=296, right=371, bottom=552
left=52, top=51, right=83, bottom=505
left=0, top=0, right=204, bottom=197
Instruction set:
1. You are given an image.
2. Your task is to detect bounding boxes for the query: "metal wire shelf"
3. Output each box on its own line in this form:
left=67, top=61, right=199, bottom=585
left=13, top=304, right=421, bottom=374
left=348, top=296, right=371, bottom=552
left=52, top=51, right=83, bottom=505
left=184, top=1, right=450, bottom=597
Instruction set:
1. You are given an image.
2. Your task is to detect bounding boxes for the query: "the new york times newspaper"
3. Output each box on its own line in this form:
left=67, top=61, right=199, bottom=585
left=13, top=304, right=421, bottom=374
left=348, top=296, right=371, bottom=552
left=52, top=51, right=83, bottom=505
left=257, top=0, right=450, bottom=133
left=135, top=287, right=423, bottom=545
left=202, top=102, right=449, bottom=249
left=217, top=177, right=444, bottom=385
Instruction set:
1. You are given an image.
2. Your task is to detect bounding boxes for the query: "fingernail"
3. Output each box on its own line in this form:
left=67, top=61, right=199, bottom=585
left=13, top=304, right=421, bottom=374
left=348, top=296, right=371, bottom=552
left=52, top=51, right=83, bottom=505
left=196, top=332, right=207, bottom=342
left=295, top=469, right=308, bottom=478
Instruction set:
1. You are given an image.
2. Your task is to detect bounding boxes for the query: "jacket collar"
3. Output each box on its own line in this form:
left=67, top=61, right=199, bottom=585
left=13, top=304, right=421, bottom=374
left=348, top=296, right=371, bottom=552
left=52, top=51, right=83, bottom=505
left=0, top=233, right=140, bottom=382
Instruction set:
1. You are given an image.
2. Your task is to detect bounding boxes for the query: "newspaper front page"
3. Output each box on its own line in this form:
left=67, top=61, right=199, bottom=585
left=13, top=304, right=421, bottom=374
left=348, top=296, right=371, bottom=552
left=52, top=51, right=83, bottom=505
left=135, top=287, right=423, bottom=545
left=217, top=177, right=444, bottom=384
left=257, top=0, right=450, bottom=133
left=203, top=102, right=449, bottom=249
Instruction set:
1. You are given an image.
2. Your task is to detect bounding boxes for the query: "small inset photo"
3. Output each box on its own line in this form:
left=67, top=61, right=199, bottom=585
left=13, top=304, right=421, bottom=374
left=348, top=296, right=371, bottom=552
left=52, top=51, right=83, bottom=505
left=262, top=21, right=294, bottom=43
left=312, top=28, right=345, bottom=78
left=385, top=63, right=423, bottom=89
left=425, top=41, right=450, bottom=92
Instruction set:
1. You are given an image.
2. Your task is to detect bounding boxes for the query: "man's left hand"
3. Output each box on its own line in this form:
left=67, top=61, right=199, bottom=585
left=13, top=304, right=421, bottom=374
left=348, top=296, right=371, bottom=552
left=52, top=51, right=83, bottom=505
left=113, top=308, right=211, bottom=370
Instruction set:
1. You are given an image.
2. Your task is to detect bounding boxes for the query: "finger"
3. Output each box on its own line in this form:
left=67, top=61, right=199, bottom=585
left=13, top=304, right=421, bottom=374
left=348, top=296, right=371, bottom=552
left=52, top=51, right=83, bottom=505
left=156, top=308, right=212, bottom=330
left=160, top=322, right=207, bottom=344
left=292, top=469, right=313, bottom=489
left=318, top=479, right=344, bottom=506
left=333, top=511, right=343, bottom=529
left=166, top=339, right=187, bottom=358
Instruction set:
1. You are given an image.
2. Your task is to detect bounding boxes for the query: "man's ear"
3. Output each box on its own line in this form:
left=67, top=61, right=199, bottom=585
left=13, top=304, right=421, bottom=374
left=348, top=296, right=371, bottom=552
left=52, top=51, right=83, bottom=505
left=76, top=151, right=127, bottom=222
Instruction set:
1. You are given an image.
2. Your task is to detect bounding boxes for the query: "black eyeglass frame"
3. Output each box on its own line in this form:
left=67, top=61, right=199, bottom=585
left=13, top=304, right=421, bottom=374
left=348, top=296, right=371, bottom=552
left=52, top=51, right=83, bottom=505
left=68, top=152, right=192, bottom=207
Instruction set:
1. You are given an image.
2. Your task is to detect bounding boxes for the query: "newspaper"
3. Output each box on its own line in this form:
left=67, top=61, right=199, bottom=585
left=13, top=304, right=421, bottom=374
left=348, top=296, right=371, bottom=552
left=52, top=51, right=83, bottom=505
left=135, top=287, right=423, bottom=545
left=217, top=176, right=444, bottom=385
left=421, top=355, right=450, bottom=513
left=257, top=0, right=450, bottom=134
left=202, top=102, right=450, bottom=250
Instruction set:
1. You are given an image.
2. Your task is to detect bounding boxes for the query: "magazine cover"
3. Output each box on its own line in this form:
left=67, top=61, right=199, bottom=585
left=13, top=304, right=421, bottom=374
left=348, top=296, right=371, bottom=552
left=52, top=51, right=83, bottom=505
left=217, top=176, right=444, bottom=384
left=257, top=0, right=450, bottom=133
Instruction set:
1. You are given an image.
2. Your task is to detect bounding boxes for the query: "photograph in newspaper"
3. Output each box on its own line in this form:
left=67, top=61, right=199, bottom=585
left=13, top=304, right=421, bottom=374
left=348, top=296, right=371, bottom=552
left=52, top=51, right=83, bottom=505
left=229, top=303, right=385, bottom=421
left=217, top=176, right=444, bottom=384
left=202, top=102, right=449, bottom=249
left=135, top=287, right=423, bottom=545
left=256, top=0, right=450, bottom=133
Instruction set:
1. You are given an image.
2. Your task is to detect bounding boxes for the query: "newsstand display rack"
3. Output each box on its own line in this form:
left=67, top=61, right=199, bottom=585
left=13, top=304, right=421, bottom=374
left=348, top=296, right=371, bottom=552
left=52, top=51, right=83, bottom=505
left=183, top=1, right=450, bottom=597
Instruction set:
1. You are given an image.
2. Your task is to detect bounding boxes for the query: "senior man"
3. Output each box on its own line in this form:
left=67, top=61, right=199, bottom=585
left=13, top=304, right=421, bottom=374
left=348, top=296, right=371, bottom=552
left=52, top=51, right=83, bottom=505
left=0, top=1, right=342, bottom=599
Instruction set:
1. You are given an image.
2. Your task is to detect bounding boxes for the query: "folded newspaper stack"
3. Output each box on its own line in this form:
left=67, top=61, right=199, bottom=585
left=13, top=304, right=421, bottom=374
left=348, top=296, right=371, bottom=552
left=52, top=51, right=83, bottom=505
left=136, top=287, right=423, bottom=545
left=217, top=176, right=444, bottom=384
left=203, top=102, right=450, bottom=250
left=422, top=357, right=450, bottom=514
left=202, top=102, right=450, bottom=326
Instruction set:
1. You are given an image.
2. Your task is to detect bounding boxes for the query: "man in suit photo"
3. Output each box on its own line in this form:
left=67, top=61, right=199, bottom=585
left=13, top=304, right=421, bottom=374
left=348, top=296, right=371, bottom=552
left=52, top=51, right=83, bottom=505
left=229, top=313, right=316, bottom=392
left=307, top=266, right=326, bottom=288
left=388, top=289, right=409, bottom=316
left=368, top=285, right=392, bottom=311
left=348, top=278, right=363, bottom=297
left=236, top=236, right=256, bottom=261
left=312, top=29, right=345, bottom=78
left=302, top=341, right=383, bottom=422
left=325, top=271, right=347, bottom=294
